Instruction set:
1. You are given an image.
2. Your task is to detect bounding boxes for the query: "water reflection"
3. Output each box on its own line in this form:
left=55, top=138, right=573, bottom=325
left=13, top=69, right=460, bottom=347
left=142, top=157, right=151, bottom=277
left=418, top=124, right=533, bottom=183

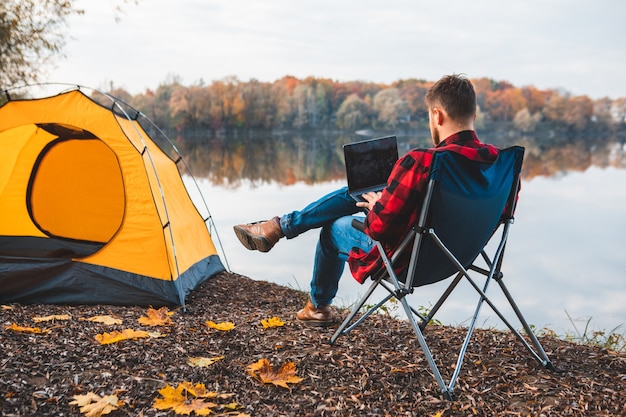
left=179, top=132, right=626, bottom=336
left=174, top=131, right=626, bottom=184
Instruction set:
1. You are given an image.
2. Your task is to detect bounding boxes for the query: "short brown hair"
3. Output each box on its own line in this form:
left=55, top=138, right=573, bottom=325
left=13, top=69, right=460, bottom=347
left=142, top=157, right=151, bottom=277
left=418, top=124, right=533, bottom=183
left=425, top=74, right=476, bottom=122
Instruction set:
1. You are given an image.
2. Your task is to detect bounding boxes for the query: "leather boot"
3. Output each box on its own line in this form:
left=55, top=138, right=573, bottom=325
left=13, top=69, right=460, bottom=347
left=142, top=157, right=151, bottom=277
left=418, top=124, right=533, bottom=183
left=296, top=298, right=334, bottom=327
left=233, top=216, right=284, bottom=252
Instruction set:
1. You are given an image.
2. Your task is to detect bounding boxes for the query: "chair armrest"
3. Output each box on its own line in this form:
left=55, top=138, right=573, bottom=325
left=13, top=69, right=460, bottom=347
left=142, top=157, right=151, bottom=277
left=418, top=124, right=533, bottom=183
left=351, top=218, right=365, bottom=232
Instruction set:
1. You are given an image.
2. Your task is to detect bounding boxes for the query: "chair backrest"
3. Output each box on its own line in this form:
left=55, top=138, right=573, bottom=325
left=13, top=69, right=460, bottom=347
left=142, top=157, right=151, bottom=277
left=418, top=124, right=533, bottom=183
left=406, top=146, right=524, bottom=288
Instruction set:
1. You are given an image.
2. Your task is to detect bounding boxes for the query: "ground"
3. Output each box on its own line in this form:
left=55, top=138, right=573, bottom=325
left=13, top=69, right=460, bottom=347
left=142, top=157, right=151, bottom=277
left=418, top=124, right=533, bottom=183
left=1, top=271, right=625, bottom=416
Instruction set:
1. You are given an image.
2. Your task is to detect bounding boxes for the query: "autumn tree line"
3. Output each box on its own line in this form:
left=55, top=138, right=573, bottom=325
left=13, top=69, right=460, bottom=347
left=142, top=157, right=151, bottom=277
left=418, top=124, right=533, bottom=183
left=104, top=75, right=626, bottom=138
left=1, top=1, right=624, bottom=140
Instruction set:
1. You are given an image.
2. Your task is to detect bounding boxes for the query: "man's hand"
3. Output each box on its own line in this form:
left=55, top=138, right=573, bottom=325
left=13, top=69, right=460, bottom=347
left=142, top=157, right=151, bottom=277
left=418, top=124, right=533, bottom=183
left=356, top=191, right=382, bottom=211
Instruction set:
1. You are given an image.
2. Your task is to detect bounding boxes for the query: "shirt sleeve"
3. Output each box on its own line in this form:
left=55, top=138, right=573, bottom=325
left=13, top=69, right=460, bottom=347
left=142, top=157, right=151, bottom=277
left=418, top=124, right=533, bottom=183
left=363, top=150, right=432, bottom=244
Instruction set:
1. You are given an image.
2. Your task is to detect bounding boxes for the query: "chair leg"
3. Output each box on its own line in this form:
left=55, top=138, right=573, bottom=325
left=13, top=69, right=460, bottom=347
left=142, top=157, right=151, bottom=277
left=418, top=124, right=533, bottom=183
left=496, top=278, right=554, bottom=369
left=460, top=271, right=554, bottom=369
left=447, top=269, right=496, bottom=393
left=330, top=278, right=385, bottom=344
left=419, top=272, right=464, bottom=330
left=399, top=295, right=453, bottom=399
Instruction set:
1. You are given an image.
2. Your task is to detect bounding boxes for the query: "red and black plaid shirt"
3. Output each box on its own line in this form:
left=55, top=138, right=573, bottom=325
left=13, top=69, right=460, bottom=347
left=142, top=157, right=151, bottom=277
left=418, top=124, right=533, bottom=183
left=348, top=130, right=500, bottom=283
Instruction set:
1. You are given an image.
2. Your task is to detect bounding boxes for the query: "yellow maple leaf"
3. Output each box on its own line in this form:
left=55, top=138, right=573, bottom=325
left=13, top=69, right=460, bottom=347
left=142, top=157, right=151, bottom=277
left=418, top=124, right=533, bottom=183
left=33, top=314, right=72, bottom=322
left=81, top=315, right=123, bottom=325
left=206, top=320, right=235, bottom=331
left=247, top=358, right=304, bottom=389
left=94, top=329, right=150, bottom=345
left=153, top=383, right=216, bottom=416
left=4, top=323, right=49, bottom=334
left=138, top=307, right=173, bottom=326
left=152, top=384, right=180, bottom=409
left=177, top=398, right=215, bottom=416
left=70, top=392, right=119, bottom=417
left=261, top=316, right=286, bottom=328
left=188, top=356, right=225, bottom=368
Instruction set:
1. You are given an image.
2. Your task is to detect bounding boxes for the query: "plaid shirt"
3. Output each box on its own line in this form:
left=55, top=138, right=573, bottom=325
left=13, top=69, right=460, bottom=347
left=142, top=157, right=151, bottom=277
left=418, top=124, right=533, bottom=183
left=348, top=130, right=501, bottom=284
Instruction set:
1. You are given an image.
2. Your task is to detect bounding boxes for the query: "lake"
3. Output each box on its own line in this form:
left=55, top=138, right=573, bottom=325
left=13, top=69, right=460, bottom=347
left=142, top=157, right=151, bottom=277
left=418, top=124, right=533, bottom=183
left=179, top=132, right=626, bottom=337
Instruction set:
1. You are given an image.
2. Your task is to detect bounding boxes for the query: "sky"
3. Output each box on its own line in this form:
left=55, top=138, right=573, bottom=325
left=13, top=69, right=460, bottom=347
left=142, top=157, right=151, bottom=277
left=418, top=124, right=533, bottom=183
left=48, top=0, right=626, bottom=99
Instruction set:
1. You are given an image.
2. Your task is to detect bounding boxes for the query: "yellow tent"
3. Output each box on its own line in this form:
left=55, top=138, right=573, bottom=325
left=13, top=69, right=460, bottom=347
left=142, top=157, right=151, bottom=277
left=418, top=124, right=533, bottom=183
left=0, top=87, right=225, bottom=305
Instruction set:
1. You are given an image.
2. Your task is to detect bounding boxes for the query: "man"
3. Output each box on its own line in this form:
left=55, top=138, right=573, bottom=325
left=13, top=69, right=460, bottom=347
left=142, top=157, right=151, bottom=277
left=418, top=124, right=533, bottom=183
left=233, top=74, right=500, bottom=327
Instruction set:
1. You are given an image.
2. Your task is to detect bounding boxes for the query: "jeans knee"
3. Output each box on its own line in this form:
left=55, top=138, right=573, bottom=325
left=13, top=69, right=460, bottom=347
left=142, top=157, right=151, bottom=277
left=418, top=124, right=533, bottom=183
left=318, top=224, right=336, bottom=254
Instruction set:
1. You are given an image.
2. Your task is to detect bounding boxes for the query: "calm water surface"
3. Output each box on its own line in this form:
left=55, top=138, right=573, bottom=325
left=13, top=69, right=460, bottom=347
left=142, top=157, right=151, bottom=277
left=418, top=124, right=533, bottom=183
left=182, top=133, right=626, bottom=336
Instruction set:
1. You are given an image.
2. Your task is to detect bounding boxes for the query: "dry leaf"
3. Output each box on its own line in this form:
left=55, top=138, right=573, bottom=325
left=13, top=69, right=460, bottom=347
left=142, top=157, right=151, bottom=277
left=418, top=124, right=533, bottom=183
left=174, top=398, right=214, bottom=416
left=138, top=307, right=173, bottom=326
left=247, top=358, right=304, bottom=389
left=180, top=382, right=233, bottom=400
left=523, top=382, right=539, bottom=391
left=70, top=392, right=101, bottom=407
left=4, top=323, right=49, bottom=334
left=152, top=384, right=182, bottom=412
left=188, top=356, right=225, bottom=368
left=2, top=305, right=14, bottom=310
left=70, top=392, right=119, bottom=417
left=223, top=401, right=240, bottom=410
left=153, top=383, right=227, bottom=416
left=81, top=315, right=123, bottom=325
left=94, top=329, right=150, bottom=345
left=261, top=316, right=285, bottom=328
left=206, top=320, right=235, bottom=331
left=33, top=314, right=72, bottom=322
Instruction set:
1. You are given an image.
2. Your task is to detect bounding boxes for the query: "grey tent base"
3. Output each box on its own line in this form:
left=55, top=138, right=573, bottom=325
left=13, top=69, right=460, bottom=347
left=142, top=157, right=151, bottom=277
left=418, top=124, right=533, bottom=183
left=0, top=254, right=224, bottom=306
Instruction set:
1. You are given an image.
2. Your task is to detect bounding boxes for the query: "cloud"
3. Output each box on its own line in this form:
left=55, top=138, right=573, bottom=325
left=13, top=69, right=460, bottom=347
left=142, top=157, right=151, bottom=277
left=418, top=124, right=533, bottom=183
left=50, top=0, right=626, bottom=98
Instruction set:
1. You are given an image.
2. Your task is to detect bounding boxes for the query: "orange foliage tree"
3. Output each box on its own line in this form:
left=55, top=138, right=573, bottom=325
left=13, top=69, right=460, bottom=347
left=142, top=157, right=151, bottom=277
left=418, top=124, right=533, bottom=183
left=100, top=75, right=623, bottom=135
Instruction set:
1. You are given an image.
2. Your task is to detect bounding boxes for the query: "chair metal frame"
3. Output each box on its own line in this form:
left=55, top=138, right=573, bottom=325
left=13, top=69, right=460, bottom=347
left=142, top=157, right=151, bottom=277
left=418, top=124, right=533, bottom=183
left=330, top=146, right=553, bottom=400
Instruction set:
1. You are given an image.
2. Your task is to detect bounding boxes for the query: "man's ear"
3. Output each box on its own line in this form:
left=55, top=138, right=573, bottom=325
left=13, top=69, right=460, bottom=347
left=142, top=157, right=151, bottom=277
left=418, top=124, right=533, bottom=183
left=433, top=107, right=445, bottom=126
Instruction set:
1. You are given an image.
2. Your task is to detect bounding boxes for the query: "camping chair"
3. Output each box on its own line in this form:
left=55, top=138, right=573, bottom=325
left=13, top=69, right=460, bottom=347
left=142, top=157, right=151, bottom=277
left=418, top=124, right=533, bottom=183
left=330, top=146, right=553, bottom=400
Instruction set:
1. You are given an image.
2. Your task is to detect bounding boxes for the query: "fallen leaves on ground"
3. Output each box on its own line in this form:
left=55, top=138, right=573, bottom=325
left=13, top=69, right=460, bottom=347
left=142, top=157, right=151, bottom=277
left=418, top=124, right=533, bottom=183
left=69, top=392, right=119, bottom=417
left=188, top=356, right=225, bottom=368
left=80, top=315, right=123, bottom=325
left=206, top=320, right=235, bottom=331
left=137, top=306, right=173, bottom=326
left=4, top=323, right=50, bottom=334
left=94, top=329, right=150, bottom=345
left=153, top=382, right=245, bottom=416
left=2, top=272, right=625, bottom=416
left=247, top=358, right=304, bottom=389
left=32, top=314, right=71, bottom=322
left=261, top=316, right=285, bottom=328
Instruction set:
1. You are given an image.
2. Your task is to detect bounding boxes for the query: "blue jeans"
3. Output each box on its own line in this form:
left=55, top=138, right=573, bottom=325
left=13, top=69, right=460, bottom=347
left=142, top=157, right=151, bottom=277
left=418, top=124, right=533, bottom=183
left=279, top=186, right=375, bottom=308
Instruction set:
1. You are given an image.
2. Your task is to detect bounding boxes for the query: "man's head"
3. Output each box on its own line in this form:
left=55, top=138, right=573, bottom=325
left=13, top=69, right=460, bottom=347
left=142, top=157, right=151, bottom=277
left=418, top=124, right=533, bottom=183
left=425, top=74, right=477, bottom=145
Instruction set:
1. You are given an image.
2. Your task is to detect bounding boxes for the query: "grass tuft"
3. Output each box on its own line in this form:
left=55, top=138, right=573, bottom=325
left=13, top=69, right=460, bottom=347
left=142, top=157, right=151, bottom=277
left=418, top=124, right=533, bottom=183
left=563, top=310, right=626, bottom=352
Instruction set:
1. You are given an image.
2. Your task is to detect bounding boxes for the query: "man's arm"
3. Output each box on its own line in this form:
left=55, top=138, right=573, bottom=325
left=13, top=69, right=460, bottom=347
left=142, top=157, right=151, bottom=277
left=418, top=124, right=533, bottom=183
left=363, top=150, right=432, bottom=243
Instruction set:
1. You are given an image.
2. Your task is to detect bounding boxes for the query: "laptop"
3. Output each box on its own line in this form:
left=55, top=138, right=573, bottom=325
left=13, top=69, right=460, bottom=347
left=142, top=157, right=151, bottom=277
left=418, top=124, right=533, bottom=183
left=343, top=135, right=399, bottom=202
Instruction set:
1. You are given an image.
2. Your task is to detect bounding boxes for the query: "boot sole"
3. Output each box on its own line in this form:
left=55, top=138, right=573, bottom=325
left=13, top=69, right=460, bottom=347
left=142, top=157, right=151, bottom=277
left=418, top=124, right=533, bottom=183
left=296, top=317, right=334, bottom=327
left=233, top=226, right=273, bottom=252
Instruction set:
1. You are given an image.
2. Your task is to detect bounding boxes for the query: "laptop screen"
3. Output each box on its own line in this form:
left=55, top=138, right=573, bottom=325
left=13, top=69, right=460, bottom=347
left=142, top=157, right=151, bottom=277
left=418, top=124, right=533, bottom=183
left=343, top=136, right=398, bottom=194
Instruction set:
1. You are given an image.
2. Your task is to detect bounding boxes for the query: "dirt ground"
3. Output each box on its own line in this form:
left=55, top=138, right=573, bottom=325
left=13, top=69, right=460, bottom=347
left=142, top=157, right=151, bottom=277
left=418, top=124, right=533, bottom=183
left=1, top=271, right=625, bottom=416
